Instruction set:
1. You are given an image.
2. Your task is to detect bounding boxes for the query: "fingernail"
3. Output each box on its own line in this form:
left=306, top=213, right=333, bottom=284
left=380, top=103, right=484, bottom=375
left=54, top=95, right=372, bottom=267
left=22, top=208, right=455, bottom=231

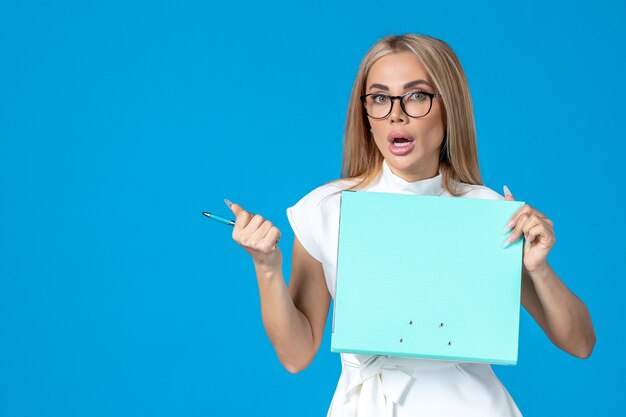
left=502, top=219, right=514, bottom=234
left=503, top=185, right=512, bottom=197
left=224, top=198, right=233, bottom=208
left=502, top=234, right=513, bottom=248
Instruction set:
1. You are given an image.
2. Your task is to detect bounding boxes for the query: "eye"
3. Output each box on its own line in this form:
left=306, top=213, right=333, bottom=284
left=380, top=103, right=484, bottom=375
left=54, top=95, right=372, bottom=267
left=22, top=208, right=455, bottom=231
left=372, top=94, right=390, bottom=104
left=407, top=91, right=427, bottom=101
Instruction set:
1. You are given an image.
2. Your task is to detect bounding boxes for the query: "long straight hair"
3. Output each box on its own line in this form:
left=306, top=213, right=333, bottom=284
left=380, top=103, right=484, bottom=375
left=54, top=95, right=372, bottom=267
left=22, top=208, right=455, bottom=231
left=336, top=34, right=483, bottom=195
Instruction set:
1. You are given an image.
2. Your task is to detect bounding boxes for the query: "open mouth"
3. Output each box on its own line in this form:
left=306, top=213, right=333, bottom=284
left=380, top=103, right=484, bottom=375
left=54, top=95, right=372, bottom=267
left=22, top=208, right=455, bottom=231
left=388, top=132, right=415, bottom=155
left=391, top=138, right=414, bottom=147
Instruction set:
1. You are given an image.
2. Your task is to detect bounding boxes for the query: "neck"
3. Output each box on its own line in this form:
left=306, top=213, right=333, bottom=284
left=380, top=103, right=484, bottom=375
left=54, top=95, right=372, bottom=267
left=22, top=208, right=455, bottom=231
left=386, top=159, right=440, bottom=183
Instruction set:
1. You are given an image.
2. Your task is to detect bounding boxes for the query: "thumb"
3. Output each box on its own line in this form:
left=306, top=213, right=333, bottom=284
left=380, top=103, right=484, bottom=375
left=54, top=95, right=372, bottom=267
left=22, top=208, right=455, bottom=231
left=225, top=199, right=245, bottom=216
left=503, top=185, right=515, bottom=201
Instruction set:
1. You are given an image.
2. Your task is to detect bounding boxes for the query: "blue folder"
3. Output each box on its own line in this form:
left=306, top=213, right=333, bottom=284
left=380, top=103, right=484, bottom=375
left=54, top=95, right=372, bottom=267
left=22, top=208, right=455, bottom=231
left=330, top=190, right=525, bottom=365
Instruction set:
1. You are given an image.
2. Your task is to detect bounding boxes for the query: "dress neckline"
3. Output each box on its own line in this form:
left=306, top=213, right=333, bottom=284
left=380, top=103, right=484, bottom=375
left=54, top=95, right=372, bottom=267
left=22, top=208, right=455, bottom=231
left=374, top=159, right=445, bottom=196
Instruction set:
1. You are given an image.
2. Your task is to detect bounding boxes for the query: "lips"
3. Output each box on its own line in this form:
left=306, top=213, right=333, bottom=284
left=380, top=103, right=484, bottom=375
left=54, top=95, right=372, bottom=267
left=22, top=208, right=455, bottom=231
left=387, top=131, right=415, bottom=144
left=387, top=131, right=416, bottom=156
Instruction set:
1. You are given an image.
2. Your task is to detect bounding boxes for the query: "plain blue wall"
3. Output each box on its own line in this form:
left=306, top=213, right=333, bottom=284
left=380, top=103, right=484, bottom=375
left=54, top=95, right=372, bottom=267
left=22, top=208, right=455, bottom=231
left=1, top=0, right=623, bottom=415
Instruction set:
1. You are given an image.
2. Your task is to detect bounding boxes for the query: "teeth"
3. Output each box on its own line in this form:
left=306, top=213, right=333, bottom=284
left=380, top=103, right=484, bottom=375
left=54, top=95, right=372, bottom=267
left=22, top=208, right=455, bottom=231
left=393, top=140, right=412, bottom=147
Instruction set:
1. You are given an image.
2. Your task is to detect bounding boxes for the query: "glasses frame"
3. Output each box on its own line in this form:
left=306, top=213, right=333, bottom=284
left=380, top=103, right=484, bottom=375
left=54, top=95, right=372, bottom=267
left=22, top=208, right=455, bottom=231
left=360, top=91, right=442, bottom=119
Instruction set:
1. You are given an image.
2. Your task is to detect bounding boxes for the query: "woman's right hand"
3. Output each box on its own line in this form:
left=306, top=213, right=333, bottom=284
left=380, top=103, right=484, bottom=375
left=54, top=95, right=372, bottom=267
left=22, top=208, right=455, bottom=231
left=227, top=202, right=283, bottom=270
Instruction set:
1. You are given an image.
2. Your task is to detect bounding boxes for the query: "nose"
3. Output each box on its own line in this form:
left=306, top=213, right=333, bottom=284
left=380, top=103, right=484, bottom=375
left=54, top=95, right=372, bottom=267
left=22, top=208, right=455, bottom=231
left=389, top=97, right=407, bottom=124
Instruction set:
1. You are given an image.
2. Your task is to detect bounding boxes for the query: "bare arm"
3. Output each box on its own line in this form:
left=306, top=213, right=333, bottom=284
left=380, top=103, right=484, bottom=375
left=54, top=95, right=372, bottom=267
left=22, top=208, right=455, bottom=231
left=520, top=264, right=596, bottom=358
left=502, top=187, right=596, bottom=358
left=226, top=202, right=330, bottom=373
left=255, top=237, right=330, bottom=373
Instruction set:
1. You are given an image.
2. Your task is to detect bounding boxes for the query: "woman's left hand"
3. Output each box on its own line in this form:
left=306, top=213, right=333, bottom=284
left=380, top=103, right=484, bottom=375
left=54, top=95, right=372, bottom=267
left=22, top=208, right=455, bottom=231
left=502, top=185, right=556, bottom=274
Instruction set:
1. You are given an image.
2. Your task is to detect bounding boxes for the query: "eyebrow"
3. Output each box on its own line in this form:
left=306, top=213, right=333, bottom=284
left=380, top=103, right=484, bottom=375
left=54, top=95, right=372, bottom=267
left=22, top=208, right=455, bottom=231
left=368, top=79, right=433, bottom=91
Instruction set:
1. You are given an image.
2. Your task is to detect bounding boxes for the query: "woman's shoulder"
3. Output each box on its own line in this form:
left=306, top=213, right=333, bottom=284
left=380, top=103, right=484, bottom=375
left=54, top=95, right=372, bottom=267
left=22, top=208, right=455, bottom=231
left=289, top=177, right=360, bottom=211
left=453, top=181, right=506, bottom=201
left=286, top=178, right=359, bottom=264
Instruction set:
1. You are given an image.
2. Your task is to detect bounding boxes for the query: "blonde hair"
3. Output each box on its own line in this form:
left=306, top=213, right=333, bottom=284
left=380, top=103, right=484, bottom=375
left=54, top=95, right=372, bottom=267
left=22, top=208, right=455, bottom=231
left=328, top=33, right=483, bottom=196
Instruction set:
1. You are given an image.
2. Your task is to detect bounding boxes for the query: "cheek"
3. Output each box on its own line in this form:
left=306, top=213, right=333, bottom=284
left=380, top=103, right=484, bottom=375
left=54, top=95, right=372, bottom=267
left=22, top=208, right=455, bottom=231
left=432, top=104, right=446, bottom=131
left=425, top=109, right=446, bottom=141
left=369, top=120, right=386, bottom=140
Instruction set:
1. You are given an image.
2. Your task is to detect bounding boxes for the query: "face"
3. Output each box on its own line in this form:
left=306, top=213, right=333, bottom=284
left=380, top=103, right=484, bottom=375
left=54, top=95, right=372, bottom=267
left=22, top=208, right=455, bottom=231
left=365, top=52, right=445, bottom=182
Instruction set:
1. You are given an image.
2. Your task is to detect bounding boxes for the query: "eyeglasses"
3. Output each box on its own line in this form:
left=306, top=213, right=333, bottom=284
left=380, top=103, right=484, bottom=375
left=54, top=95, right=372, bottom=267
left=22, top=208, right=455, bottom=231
left=360, top=91, right=442, bottom=119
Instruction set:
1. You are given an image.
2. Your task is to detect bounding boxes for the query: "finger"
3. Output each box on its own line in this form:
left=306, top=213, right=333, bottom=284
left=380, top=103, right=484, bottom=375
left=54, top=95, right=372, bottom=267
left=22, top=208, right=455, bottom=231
left=503, top=212, right=530, bottom=248
left=525, top=223, right=542, bottom=244
left=532, top=208, right=548, bottom=219
left=270, top=226, right=283, bottom=244
left=521, top=214, right=544, bottom=237
left=526, top=222, right=555, bottom=247
left=266, top=226, right=282, bottom=250
left=250, top=218, right=273, bottom=242
left=501, top=186, right=516, bottom=232
left=231, top=204, right=254, bottom=230
left=521, top=215, right=544, bottom=246
left=509, top=204, right=535, bottom=225
left=253, top=222, right=280, bottom=252
left=243, top=214, right=266, bottom=234
left=229, top=202, right=243, bottom=216
left=237, top=216, right=266, bottom=248
left=503, top=204, right=532, bottom=234
left=503, top=185, right=515, bottom=200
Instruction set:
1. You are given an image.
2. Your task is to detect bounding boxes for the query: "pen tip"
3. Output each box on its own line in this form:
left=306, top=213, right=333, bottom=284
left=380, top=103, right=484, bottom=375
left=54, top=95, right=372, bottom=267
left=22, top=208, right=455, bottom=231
left=202, top=212, right=211, bottom=217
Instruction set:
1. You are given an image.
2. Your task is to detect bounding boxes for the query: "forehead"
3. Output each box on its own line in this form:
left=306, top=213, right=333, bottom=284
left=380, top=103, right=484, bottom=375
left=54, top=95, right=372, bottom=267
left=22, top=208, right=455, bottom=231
left=366, top=52, right=431, bottom=86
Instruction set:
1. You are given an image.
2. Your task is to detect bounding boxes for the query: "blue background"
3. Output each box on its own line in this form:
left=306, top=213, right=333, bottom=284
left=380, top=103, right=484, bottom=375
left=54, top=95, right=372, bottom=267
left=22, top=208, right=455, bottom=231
left=1, top=1, right=623, bottom=415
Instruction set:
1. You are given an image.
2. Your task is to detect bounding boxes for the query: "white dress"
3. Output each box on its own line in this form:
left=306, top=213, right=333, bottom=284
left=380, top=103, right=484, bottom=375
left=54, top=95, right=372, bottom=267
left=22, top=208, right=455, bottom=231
left=286, top=159, right=523, bottom=417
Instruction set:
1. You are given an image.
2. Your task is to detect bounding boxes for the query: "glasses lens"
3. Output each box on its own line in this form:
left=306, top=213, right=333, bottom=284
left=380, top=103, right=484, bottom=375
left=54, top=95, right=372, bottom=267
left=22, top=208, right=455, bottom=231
left=364, top=95, right=392, bottom=118
left=402, top=92, right=432, bottom=118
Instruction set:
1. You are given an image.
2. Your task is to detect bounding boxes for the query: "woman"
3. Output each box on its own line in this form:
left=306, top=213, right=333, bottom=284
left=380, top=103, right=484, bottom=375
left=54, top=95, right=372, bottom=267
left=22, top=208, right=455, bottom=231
left=226, top=34, right=596, bottom=416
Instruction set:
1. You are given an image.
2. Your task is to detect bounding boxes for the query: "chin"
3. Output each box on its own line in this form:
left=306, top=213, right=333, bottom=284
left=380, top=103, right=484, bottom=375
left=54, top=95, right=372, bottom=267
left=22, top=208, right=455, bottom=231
left=386, top=154, right=425, bottom=168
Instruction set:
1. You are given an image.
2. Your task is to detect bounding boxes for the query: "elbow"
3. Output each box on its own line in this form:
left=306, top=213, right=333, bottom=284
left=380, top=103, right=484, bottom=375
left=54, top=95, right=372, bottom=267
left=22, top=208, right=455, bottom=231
left=276, top=335, right=318, bottom=374
left=573, top=347, right=594, bottom=360
left=283, top=359, right=311, bottom=374
left=284, top=363, right=305, bottom=374
left=571, top=333, right=597, bottom=359
left=280, top=353, right=314, bottom=374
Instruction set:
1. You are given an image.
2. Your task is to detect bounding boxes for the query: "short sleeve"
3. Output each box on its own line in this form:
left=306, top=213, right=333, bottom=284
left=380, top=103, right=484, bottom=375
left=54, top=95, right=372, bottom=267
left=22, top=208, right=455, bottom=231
left=286, top=189, right=324, bottom=263
left=286, top=179, right=357, bottom=264
left=457, top=183, right=506, bottom=201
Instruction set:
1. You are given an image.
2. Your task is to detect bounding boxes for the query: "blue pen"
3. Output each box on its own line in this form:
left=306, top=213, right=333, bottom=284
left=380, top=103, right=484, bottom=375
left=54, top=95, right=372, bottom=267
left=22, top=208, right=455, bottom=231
left=202, top=211, right=235, bottom=226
